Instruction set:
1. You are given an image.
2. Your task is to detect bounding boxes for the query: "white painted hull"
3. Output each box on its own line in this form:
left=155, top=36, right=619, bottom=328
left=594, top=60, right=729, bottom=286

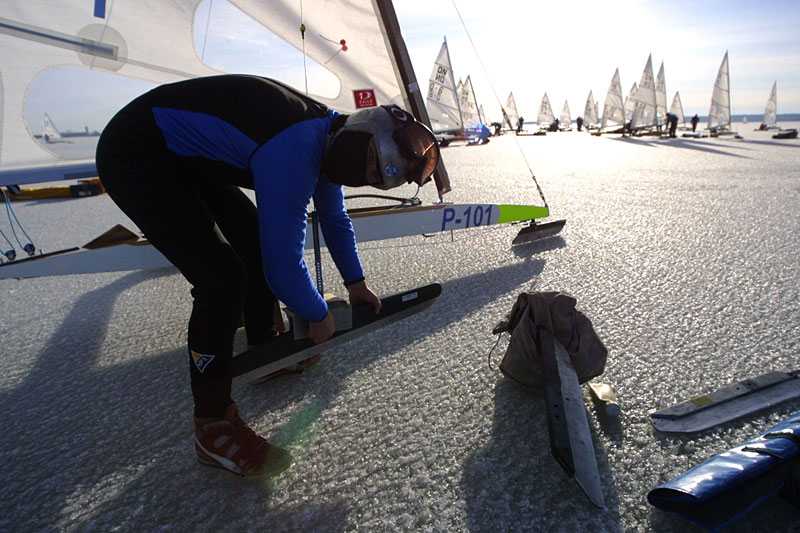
left=0, top=203, right=551, bottom=279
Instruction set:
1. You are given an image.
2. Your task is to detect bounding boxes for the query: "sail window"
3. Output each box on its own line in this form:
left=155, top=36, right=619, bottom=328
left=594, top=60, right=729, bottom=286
left=24, top=67, right=154, bottom=159
left=193, top=0, right=340, bottom=99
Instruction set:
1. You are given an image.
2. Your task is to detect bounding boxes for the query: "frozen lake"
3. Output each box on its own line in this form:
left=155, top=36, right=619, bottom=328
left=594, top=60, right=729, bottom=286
left=1, top=124, right=798, bottom=532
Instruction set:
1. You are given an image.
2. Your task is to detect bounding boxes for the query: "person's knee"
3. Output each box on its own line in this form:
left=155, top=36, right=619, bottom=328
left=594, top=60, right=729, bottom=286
left=191, top=246, right=249, bottom=319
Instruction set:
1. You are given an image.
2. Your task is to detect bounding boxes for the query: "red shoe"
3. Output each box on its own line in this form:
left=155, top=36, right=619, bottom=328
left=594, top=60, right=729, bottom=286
left=194, top=403, right=292, bottom=478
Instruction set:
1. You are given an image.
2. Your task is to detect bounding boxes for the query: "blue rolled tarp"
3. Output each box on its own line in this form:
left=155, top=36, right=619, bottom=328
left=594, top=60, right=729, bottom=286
left=647, top=412, right=800, bottom=531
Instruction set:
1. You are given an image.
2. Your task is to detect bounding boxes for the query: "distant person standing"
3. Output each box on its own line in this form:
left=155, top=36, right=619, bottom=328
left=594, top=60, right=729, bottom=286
left=576, top=116, right=584, bottom=132
left=516, top=116, right=524, bottom=133
left=665, top=112, right=678, bottom=138
left=690, top=114, right=699, bottom=132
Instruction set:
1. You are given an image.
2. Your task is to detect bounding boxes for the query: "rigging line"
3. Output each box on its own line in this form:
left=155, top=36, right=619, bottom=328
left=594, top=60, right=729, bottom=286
left=300, top=0, right=308, bottom=94
left=449, top=0, right=548, bottom=207
left=200, top=0, right=213, bottom=62
left=4, top=194, right=35, bottom=250
left=0, top=214, right=15, bottom=253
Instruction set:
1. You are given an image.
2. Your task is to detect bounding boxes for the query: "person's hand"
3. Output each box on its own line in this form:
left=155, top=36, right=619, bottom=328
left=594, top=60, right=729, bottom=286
left=347, top=280, right=382, bottom=314
left=308, top=311, right=335, bottom=344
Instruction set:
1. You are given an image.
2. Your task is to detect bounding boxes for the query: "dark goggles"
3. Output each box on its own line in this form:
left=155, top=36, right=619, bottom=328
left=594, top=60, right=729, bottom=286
left=392, top=120, right=440, bottom=186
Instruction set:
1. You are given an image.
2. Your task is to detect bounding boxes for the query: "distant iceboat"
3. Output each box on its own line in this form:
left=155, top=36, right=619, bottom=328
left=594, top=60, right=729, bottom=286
left=630, top=54, right=659, bottom=134
left=706, top=51, right=740, bottom=137
left=41, top=113, right=69, bottom=144
left=756, top=81, right=779, bottom=131
left=559, top=100, right=571, bottom=131
left=537, top=92, right=556, bottom=133
left=670, top=91, right=686, bottom=129
left=599, top=68, right=625, bottom=134
left=504, top=92, right=520, bottom=132
left=583, top=90, right=598, bottom=130
left=426, top=37, right=464, bottom=137
left=623, top=82, right=637, bottom=127
left=762, top=84, right=798, bottom=138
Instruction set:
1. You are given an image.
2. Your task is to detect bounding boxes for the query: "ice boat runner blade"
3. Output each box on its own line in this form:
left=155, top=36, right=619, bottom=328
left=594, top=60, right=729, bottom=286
left=232, top=283, right=441, bottom=385
left=512, top=219, right=566, bottom=245
left=650, top=370, right=800, bottom=433
left=541, top=330, right=606, bottom=509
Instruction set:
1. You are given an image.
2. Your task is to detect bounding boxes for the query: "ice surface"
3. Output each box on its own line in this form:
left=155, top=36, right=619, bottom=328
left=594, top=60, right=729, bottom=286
left=1, top=125, right=798, bottom=532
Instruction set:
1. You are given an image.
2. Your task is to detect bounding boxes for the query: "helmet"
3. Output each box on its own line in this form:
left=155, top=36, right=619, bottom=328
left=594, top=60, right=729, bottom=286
left=326, top=104, right=440, bottom=190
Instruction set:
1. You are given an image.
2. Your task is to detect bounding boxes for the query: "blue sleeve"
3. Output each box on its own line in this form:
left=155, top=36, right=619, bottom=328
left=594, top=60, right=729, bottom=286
left=314, top=176, right=365, bottom=285
left=250, top=119, right=329, bottom=322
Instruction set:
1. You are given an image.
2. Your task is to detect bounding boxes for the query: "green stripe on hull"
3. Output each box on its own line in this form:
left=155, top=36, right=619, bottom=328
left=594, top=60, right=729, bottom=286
left=497, top=204, right=550, bottom=224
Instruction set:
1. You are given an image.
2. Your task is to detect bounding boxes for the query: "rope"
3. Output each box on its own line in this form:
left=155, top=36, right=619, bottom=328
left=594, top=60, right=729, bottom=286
left=4, top=193, right=36, bottom=255
left=450, top=0, right=549, bottom=208
left=199, top=0, right=213, bottom=62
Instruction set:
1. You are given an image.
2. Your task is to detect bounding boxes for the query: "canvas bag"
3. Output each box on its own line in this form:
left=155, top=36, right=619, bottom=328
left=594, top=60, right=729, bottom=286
left=492, top=291, right=607, bottom=392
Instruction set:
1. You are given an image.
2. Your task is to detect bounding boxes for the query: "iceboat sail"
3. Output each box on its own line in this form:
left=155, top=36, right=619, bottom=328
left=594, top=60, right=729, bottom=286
left=426, top=37, right=463, bottom=134
left=669, top=92, right=685, bottom=127
left=459, top=75, right=482, bottom=129
left=559, top=100, right=571, bottom=130
left=41, top=113, right=65, bottom=143
left=0, top=0, right=561, bottom=278
left=538, top=93, right=555, bottom=129
left=760, top=81, right=778, bottom=129
left=623, top=82, right=637, bottom=124
left=0, top=0, right=451, bottom=194
left=630, top=54, right=658, bottom=131
left=583, top=91, right=598, bottom=128
left=600, top=69, right=625, bottom=132
left=707, top=51, right=732, bottom=133
left=655, top=61, right=667, bottom=126
left=504, top=92, right=519, bottom=130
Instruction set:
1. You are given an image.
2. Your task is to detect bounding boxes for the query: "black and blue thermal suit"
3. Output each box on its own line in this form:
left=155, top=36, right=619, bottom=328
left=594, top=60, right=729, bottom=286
left=96, top=75, right=364, bottom=417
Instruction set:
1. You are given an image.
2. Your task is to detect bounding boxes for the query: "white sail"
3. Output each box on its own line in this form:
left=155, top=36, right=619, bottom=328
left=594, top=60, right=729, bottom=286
left=478, top=104, right=485, bottom=126
left=655, top=61, right=667, bottom=125
left=761, top=81, right=778, bottom=128
left=624, top=82, right=637, bottom=123
left=42, top=113, right=64, bottom=143
left=630, top=54, right=658, bottom=130
left=1, top=0, right=450, bottom=193
left=459, top=75, right=482, bottom=129
left=601, top=68, right=625, bottom=131
left=708, top=51, right=731, bottom=131
left=504, top=92, right=519, bottom=130
left=426, top=38, right=463, bottom=133
left=559, top=100, right=571, bottom=129
left=583, top=90, right=597, bottom=126
left=670, top=91, right=685, bottom=126
left=538, top=93, right=555, bottom=127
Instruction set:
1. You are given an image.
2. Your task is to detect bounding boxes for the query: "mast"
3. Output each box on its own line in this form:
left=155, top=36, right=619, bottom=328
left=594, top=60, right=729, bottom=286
left=374, top=0, right=451, bottom=198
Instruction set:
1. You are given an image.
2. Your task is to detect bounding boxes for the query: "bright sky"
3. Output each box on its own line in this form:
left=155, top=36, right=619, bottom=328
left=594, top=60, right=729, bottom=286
left=24, top=0, right=800, bottom=131
left=395, top=0, right=800, bottom=122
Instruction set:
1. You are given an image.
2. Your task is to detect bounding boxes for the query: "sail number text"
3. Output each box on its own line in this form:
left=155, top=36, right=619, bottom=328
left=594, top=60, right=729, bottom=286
left=441, top=205, right=494, bottom=231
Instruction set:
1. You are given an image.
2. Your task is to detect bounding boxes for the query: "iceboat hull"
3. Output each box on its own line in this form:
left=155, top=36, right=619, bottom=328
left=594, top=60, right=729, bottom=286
left=0, top=203, right=552, bottom=279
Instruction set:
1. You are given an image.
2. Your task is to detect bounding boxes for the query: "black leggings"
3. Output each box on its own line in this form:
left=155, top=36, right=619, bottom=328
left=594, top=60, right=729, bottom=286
left=96, top=123, right=276, bottom=418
